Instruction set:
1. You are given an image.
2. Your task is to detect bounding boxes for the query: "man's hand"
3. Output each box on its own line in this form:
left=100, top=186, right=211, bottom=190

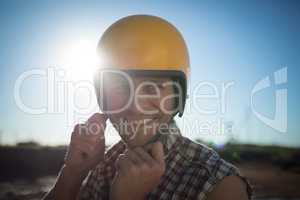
left=64, top=113, right=108, bottom=177
left=110, top=141, right=165, bottom=200
left=43, top=113, right=107, bottom=200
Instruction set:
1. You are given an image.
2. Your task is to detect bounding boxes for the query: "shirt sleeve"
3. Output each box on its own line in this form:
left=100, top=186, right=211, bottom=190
left=197, top=158, right=253, bottom=200
left=78, top=163, right=110, bottom=200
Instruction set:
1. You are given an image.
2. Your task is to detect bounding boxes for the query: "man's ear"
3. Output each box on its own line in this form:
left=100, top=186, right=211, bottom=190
left=171, top=79, right=183, bottom=117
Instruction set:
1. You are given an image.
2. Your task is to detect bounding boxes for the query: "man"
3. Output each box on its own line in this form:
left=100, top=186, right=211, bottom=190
left=43, top=15, right=252, bottom=200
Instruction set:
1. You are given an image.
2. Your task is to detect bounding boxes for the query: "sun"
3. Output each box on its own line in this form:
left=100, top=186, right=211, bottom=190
left=61, top=39, right=100, bottom=81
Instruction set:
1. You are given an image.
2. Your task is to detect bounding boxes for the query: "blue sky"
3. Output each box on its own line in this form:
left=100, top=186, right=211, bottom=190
left=0, top=0, right=299, bottom=147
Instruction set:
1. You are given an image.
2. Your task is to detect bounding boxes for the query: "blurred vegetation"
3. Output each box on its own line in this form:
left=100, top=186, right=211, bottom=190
left=195, top=139, right=300, bottom=169
left=0, top=141, right=67, bottom=181
left=0, top=140, right=299, bottom=182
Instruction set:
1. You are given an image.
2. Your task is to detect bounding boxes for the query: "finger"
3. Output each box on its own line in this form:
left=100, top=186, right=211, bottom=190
left=134, top=147, right=155, bottom=167
left=86, top=113, right=107, bottom=126
left=72, top=122, right=105, bottom=141
left=115, top=154, right=133, bottom=174
left=84, top=136, right=103, bottom=144
left=72, top=124, right=88, bottom=137
left=72, top=127, right=102, bottom=144
left=124, top=149, right=143, bottom=165
left=86, top=113, right=108, bottom=136
left=147, top=141, right=165, bottom=164
left=71, top=139, right=94, bottom=153
left=72, top=124, right=101, bottom=139
left=67, top=141, right=92, bottom=161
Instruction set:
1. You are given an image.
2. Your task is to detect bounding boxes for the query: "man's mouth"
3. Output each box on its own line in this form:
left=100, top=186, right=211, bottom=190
left=121, top=116, right=160, bottom=125
left=116, top=116, right=161, bottom=138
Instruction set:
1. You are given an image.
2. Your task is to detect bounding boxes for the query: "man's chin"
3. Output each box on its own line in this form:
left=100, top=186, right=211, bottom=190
left=119, top=130, right=157, bottom=148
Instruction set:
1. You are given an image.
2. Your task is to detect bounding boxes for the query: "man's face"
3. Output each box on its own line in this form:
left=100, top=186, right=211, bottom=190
left=101, top=72, right=178, bottom=147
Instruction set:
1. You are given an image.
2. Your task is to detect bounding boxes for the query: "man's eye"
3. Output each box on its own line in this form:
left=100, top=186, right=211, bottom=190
left=157, top=83, right=164, bottom=89
left=143, top=84, right=164, bottom=94
left=146, top=85, right=156, bottom=93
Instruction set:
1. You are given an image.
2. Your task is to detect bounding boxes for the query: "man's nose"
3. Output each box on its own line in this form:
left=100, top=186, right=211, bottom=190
left=123, top=94, right=142, bottom=116
left=128, top=94, right=160, bottom=116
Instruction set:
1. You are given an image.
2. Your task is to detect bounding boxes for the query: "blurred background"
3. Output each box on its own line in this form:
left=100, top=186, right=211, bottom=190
left=0, top=0, right=299, bottom=199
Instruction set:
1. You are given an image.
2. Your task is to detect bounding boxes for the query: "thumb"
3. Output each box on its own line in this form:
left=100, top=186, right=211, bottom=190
left=86, top=113, right=108, bottom=126
left=86, top=113, right=108, bottom=136
left=147, top=141, right=165, bottom=164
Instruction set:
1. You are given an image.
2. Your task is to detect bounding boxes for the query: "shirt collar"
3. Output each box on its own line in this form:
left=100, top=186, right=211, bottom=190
left=156, top=121, right=182, bottom=157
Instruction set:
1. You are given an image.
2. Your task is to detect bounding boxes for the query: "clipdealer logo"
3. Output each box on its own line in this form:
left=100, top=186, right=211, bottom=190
left=13, top=66, right=288, bottom=134
left=250, top=67, right=288, bottom=133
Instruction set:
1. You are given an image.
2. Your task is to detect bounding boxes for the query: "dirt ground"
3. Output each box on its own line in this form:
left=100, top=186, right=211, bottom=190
left=238, top=161, right=300, bottom=200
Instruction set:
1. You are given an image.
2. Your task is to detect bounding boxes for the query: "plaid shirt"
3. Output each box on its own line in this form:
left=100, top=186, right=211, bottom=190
left=79, top=126, right=252, bottom=200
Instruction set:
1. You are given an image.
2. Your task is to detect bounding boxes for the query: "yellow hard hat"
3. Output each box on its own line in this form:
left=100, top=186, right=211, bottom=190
left=95, top=15, right=190, bottom=117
